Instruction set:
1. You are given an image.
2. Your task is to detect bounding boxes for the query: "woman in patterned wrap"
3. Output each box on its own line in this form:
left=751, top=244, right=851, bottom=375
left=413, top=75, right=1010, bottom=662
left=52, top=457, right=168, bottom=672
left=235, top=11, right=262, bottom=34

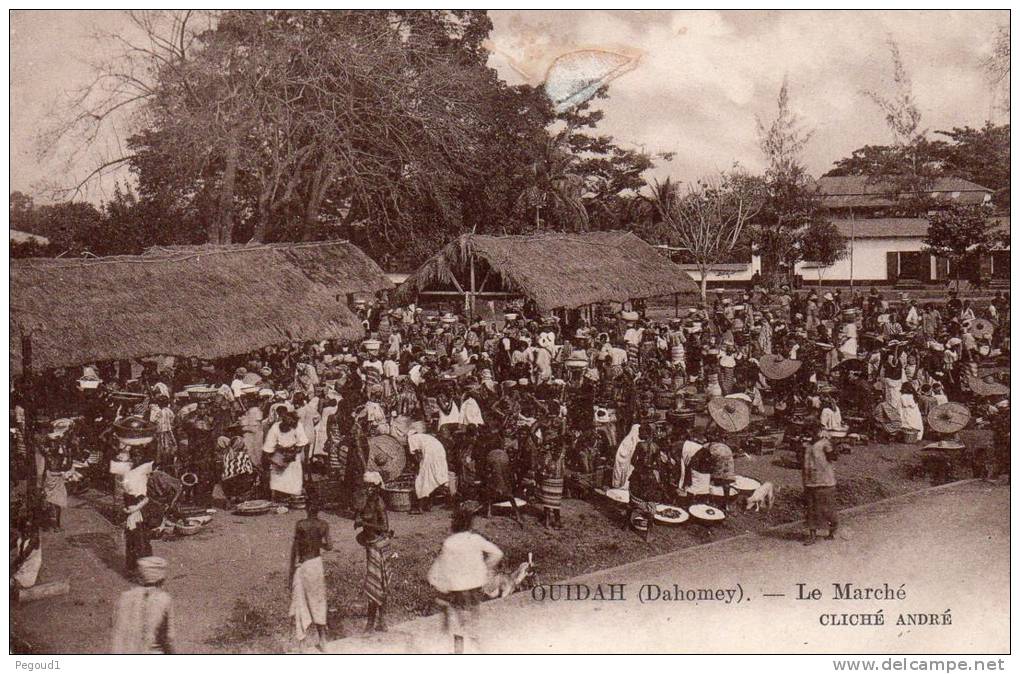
left=356, top=472, right=393, bottom=632
left=537, top=430, right=566, bottom=530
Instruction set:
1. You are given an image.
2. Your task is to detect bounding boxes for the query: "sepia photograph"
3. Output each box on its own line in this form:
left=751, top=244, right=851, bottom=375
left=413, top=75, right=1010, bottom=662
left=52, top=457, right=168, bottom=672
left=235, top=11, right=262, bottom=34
left=8, top=8, right=1011, bottom=660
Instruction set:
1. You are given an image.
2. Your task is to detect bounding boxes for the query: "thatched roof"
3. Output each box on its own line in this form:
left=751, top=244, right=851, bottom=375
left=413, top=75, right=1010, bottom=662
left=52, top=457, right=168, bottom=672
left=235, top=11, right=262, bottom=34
left=395, top=231, right=698, bottom=311
left=11, top=241, right=393, bottom=374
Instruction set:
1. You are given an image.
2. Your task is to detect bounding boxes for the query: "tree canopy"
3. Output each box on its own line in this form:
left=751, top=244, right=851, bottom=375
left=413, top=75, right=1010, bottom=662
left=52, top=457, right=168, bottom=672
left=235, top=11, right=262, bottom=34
left=37, top=10, right=662, bottom=266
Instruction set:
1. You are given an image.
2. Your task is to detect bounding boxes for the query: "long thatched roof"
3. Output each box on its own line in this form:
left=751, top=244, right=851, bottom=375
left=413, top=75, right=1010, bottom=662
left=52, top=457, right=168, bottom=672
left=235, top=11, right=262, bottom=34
left=395, top=231, right=698, bottom=311
left=11, top=240, right=393, bottom=373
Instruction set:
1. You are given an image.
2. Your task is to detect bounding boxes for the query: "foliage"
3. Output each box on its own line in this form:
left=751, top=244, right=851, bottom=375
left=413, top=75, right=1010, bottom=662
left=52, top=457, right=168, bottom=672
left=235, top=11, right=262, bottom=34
left=823, top=123, right=1010, bottom=211
left=923, top=204, right=1004, bottom=288
left=40, top=10, right=663, bottom=265
left=647, top=173, right=764, bottom=302
left=799, top=220, right=849, bottom=285
left=750, top=78, right=828, bottom=285
left=983, top=25, right=1010, bottom=113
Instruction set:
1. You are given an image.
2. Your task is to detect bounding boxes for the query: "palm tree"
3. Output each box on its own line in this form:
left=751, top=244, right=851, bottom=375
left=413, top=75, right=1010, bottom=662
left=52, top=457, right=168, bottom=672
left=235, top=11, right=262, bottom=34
left=514, top=134, right=589, bottom=231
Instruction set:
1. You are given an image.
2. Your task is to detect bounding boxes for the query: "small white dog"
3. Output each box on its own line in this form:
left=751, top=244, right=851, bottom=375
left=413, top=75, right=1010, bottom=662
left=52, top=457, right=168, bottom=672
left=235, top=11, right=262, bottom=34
left=745, top=482, right=776, bottom=512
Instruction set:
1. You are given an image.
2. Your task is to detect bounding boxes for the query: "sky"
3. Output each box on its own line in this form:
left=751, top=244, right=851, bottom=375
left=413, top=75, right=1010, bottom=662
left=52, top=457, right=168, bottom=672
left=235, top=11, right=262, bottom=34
left=10, top=9, right=1010, bottom=203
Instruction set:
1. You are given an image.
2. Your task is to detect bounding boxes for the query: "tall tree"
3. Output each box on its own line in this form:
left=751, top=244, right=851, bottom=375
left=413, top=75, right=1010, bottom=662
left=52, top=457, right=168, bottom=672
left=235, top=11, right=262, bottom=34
left=799, top=220, right=849, bottom=287
left=647, top=174, right=763, bottom=303
left=751, top=77, right=828, bottom=285
left=924, top=204, right=1004, bottom=290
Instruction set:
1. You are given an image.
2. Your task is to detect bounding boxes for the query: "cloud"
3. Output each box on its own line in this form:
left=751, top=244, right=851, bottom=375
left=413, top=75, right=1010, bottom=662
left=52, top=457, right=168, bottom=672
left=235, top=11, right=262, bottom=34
left=489, top=10, right=1008, bottom=185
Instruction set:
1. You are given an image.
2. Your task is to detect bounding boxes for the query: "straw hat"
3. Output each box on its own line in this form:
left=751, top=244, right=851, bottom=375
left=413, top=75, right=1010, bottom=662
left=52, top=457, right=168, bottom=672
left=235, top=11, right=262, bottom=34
left=927, top=403, right=970, bottom=434
left=707, top=397, right=751, bottom=432
left=758, top=354, right=802, bottom=380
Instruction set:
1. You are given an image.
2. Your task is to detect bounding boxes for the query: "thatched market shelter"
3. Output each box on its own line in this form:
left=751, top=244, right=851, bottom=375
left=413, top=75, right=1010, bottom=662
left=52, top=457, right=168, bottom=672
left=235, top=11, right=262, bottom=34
left=395, top=231, right=698, bottom=314
left=11, top=241, right=392, bottom=374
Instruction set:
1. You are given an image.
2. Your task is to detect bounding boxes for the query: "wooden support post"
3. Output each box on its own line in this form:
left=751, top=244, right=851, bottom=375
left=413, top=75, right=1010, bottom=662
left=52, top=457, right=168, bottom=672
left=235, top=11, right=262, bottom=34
left=468, top=254, right=476, bottom=320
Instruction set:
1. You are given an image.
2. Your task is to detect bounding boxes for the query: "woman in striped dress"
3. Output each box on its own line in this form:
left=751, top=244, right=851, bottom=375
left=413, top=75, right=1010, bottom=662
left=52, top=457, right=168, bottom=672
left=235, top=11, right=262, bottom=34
left=537, top=435, right=566, bottom=530
left=356, top=472, right=392, bottom=632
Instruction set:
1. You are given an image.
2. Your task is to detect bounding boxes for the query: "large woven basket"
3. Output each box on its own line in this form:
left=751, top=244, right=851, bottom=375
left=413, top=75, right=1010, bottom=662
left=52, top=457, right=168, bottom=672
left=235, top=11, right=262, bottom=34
left=382, top=486, right=412, bottom=512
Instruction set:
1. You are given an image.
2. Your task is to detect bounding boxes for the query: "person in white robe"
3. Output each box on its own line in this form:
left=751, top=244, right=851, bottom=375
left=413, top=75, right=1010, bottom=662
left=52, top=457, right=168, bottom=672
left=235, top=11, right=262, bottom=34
left=262, top=414, right=309, bottom=497
left=611, top=424, right=641, bottom=489
left=408, top=431, right=449, bottom=510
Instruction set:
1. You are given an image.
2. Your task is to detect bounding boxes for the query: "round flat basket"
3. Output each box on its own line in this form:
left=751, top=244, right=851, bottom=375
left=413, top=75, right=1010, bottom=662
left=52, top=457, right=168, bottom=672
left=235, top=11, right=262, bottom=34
left=605, top=488, right=630, bottom=504
left=688, top=503, right=726, bottom=525
left=234, top=499, right=271, bottom=515
left=733, top=475, right=761, bottom=495
left=492, top=497, right=527, bottom=509
left=927, top=402, right=970, bottom=434
left=653, top=504, right=689, bottom=525
left=175, top=521, right=202, bottom=536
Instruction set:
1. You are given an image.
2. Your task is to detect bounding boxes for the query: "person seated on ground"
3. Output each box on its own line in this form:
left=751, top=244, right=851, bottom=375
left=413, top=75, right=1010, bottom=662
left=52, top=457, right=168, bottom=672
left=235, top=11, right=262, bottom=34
left=218, top=426, right=257, bottom=506
left=819, top=395, right=848, bottom=436
left=899, top=382, right=924, bottom=443
left=678, top=432, right=713, bottom=501
left=627, top=447, right=663, bottom=541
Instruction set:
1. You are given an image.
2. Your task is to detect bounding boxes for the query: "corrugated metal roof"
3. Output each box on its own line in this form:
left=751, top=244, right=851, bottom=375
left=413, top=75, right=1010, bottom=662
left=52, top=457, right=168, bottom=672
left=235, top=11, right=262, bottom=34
left=816, top=176, right=992, bottom=209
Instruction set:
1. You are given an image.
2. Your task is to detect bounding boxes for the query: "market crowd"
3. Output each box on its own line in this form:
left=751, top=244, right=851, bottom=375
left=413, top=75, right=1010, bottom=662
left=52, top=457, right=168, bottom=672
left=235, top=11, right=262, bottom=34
left=10, top=285, right=1010, bottom=651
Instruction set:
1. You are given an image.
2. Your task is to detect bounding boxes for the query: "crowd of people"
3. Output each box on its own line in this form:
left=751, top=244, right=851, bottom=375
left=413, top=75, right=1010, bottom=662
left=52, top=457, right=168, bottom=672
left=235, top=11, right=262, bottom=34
left=9, top=284, right=1010, bottom=651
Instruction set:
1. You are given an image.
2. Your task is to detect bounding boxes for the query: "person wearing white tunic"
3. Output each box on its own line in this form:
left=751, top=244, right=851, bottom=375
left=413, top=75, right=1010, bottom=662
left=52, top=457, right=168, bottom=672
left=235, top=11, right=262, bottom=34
left=838, top=321, right=858, bottom=361
left=899, top=388, right=924, bottom=442
left=533, top=347, right=553, bottom=383
left=409, top=432, right=449, bottom=510
left=677, top=440, right=711, bottom=497
left=312, top=395, right=339, bottom=457
left=263, top=414, right=309, bottom=497
left=611, top=424, right=641, bottom=489
left=437, top=401, right=462, bottom=429
left=460, top=395, right=484, bottom=427
left=819, top=398, right=847, bottom=436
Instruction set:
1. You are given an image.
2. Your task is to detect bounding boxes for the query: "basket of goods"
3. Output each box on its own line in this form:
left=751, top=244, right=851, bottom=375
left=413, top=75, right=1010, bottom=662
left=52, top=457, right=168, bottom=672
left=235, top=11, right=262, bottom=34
left=175, top=520, right=202, bottom=536
left=382, top=477, right=415, bottom=512
left=184, top=384, right=219, bottom=400
left=655, top=390, right=675, bottom=409
left=362, top=339, right=382, bottom=353
left=653, top=504, right=689, bottom=525
left=688, top=503, right=726, bottom=525
left=234, top=499, right=272, bottom=516
left=113, top=416, right=157, bottom=446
